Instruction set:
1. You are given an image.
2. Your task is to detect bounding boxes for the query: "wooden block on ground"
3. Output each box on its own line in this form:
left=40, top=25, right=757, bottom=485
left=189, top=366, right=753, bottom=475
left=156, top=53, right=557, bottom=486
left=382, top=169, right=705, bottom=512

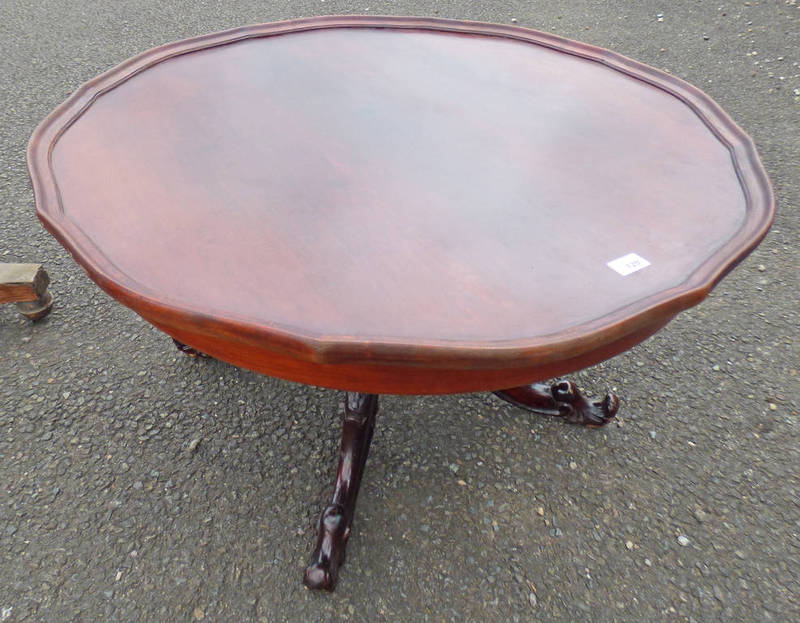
left=0, top=263, right=50, bottom=303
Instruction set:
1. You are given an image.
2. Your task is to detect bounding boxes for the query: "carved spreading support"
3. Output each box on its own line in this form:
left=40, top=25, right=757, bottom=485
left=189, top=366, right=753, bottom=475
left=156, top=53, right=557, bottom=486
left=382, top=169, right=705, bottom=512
left=304, top=392, right=378, bottom=591
left=494, top=380, right=619, bottom=427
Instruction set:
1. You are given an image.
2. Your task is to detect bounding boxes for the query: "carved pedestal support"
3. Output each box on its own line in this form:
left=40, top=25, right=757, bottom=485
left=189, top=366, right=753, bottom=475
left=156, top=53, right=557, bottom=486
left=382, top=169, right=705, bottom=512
left=494, top=380, right=619, bottom=427
left=304, top=392, right=378, bottom=591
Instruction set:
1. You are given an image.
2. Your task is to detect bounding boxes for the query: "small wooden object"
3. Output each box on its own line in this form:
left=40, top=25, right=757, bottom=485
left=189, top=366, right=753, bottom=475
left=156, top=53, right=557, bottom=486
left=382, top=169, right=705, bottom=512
left=0, top=263, right=53, bottom=320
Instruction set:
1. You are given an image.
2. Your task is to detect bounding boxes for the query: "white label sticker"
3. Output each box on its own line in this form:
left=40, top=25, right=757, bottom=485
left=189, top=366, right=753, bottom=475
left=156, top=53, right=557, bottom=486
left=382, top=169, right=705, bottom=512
left=607, top=253, right=651, bottom=276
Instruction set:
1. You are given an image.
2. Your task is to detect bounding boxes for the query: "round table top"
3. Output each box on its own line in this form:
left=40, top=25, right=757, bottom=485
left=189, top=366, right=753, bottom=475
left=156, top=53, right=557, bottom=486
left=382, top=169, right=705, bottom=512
left=29, top=17, right=774, bottom=392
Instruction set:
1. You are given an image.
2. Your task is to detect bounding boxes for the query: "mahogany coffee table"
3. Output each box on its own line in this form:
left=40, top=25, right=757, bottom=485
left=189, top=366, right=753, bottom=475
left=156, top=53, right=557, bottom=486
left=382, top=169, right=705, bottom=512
left=28, top=16, right=774, bottom=590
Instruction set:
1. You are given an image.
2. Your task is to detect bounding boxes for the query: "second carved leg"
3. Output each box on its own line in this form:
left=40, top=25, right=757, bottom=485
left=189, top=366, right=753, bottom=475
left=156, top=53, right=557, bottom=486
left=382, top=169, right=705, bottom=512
left=494, top=380, right=619, bottom=427
left=304, top=392, right=378, bottom=591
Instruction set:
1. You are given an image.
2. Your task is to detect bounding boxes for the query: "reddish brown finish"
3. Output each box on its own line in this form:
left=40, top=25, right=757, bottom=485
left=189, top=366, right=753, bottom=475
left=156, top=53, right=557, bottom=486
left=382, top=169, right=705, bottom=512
left=304, top=392, right=378, bottom=591
left=27, top=17, right=775, bottom=394
left=155, top=314, right=673, bottom=394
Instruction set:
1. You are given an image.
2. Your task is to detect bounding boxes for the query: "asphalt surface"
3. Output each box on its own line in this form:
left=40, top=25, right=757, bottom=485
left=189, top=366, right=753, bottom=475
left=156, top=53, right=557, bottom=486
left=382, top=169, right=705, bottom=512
left=1, top=1, right=798, bottom=622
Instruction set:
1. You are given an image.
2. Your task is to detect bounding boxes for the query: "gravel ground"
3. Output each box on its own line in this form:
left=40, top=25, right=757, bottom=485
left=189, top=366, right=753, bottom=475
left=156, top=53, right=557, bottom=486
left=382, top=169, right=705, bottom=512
left=1, top=1, right=798, bottom=622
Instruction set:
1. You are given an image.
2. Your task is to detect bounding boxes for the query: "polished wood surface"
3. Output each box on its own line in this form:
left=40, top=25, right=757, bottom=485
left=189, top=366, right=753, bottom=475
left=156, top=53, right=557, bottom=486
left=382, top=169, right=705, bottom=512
left=28, top=17, right=774, bottom=393
left=494, top=381, right=619, bottom=427
left=305, top=392, right=378, bottom=591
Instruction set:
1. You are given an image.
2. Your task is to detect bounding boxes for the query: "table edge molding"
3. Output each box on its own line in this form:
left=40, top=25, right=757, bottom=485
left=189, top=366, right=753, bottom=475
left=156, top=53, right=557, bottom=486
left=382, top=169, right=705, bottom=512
left=27, top=15, right=776, bottom=370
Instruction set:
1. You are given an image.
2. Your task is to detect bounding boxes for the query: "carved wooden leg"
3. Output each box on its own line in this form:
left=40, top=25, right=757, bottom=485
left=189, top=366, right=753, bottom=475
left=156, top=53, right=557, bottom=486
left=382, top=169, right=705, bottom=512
left=494, top=380, right=619, bottom=427
left=172, top=338, right=210, bottom=358
left=304, top=392, right=378, bottom=591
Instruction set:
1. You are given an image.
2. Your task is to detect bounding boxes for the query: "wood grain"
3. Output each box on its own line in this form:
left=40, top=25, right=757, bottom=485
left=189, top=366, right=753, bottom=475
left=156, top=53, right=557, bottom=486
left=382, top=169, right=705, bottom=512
left=0, top=263, right=49, bottom=303
left=27, top=17, right=774, bottom=393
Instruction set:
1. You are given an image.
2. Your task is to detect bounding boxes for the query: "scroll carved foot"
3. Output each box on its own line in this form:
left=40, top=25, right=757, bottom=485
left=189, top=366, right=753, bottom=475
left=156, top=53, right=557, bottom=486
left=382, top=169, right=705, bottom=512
left=304, top=392, right=378, bottom=591
left=494, top=380, right=619, bottom=427
left=172, top=338, right=209, bottom=358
